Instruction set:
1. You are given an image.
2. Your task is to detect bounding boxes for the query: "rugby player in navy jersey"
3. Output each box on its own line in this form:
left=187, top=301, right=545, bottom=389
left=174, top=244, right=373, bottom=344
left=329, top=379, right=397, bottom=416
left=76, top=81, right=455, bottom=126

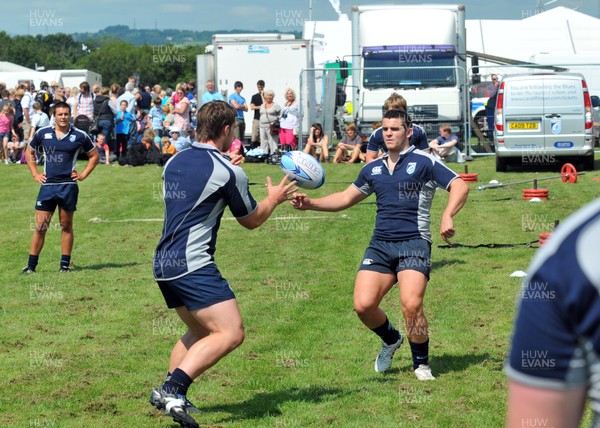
left=22, top=101, right=99, bottom=273
left=365, top=92, right=430, bottom=163
left=506, top=198, right=600, bottom=427
left=149, top=101, right=296, bottom=428
left=292, top=109, right=468, bottom=380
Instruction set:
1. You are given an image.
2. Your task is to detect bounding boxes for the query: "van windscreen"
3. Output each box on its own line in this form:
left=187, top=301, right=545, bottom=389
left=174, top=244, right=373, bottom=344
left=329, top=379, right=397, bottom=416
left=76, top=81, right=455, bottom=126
left=363, top=45, right=457, bottom=89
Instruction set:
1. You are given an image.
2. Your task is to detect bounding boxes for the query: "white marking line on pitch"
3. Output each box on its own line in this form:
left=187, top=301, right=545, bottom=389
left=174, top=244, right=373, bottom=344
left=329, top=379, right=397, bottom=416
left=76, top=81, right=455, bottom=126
left=88, top=215, right=349, bottom=223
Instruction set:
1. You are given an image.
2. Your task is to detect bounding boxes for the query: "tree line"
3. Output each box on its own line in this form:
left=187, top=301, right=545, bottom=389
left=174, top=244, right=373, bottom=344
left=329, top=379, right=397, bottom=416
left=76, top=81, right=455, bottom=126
left=0, top=31, right=205, bottom=89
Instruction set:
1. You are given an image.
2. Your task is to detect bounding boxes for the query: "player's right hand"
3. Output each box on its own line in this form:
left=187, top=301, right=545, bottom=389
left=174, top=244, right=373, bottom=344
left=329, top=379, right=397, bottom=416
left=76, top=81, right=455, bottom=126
left=266, top=175, right=298, bottom=205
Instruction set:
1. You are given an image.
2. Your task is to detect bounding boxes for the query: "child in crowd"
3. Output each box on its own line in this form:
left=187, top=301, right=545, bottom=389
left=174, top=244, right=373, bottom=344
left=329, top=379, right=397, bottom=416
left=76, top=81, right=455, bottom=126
left=115, top=100, right=135, bottom=159
left=161, top=136, right=177, bottom=155
left=0, top=103, right=16, bottom=164
left=94, top=133, right=117, bottom=165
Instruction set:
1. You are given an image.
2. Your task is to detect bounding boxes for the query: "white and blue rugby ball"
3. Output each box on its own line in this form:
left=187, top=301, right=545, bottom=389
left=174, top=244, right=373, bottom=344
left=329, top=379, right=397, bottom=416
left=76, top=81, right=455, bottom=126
left=280, top=151, right=325, bottom=189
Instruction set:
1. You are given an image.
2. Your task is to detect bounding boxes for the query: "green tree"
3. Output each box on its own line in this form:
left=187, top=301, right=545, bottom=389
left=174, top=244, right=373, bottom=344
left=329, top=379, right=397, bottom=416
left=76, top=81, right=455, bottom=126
left=40, top=33, right=85, bottom=68
left=75, top=42, right=205, bottom=89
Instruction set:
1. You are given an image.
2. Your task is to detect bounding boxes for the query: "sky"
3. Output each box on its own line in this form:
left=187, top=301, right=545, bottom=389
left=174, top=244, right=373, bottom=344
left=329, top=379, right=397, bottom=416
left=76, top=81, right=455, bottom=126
left=3, top=0, right=599, bottom=36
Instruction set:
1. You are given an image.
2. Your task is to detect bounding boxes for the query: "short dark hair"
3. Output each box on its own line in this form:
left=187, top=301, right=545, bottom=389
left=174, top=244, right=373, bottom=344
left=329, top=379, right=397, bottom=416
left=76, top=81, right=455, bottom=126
left=52, top=101, right=71, bottom=115
left=197, top=100, right=237, bottom=142
left=383, top=109, right=412, bottom=128
left=439, top=123, right=452, bottom=134
left=234, top=81, right=243, bottom=89
left=257, top=80, right=265, bottom=86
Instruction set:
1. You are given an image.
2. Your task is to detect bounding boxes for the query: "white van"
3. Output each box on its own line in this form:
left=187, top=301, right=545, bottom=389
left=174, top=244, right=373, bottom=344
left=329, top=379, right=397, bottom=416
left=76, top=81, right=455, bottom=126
left=494, top=73, right=594, bottom=172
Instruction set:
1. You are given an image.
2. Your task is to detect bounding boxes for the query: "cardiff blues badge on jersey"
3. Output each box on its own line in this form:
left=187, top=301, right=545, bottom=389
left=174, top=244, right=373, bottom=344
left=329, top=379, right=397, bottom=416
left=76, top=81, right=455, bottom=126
left=406, top=162, right=417, bottom=175
left=69, top=135, right=76, bottom=142
left=550, top=119, right=561, bottom=134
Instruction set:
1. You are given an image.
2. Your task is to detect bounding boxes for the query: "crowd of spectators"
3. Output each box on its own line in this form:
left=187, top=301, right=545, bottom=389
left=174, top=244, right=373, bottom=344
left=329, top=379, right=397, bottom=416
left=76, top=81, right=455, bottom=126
left=1, top=78, right=465, bottom=167
left=0, top=77, right=199, bottom=166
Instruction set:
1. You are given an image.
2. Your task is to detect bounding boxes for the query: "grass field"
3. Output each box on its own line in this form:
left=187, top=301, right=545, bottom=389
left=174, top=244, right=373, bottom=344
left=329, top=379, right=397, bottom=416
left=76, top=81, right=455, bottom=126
left=1, top=154, right=599, bottom=427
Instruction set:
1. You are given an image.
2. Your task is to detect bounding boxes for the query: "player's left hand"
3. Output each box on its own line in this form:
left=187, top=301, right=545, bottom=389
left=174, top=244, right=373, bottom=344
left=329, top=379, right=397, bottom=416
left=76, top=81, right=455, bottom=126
left=71, top=170, right=86, bottom=181
left=229, top=154, right=243, bottom=166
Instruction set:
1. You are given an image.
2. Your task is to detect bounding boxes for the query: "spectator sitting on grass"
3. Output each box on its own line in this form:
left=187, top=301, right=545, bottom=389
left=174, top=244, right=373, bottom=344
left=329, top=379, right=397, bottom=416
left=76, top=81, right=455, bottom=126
left=333, top=124, right=363, bottom=164
left=123, top=129, right=158, bottom=166
left=94, top=133, right=117, bottom=165
left=161, top=136, right=176, bottom=155
left=169, top=126, right=190, bottom=152
left=429, top=124, right=460, bottom=162
left=304, top=122, right=329, bottom=163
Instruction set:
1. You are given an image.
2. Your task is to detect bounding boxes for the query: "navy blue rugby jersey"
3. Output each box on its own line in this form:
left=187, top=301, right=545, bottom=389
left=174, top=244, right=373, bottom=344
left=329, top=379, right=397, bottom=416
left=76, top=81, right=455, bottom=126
left=28, top=125, right=96, bottom=184
left=153, top=142, right=258, bottom=280
left=367, top=124, right=429, bottom=154
left=352, top=146, right=458, bottom=242
left=506, top=198, right=600, bottom=420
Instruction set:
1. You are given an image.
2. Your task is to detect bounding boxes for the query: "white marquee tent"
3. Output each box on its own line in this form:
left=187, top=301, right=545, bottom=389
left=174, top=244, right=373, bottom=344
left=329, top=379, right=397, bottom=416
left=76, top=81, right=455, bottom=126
left=466, top=7, right=600, bottom=92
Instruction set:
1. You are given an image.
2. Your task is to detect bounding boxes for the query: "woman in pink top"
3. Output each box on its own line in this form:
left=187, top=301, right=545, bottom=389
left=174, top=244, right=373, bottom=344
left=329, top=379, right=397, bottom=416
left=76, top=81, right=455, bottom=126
left=172, top=83, right=190, bottom=137
left=0, top=103, right=16, bottom=164
left=227, top=138, right=244, bottom=159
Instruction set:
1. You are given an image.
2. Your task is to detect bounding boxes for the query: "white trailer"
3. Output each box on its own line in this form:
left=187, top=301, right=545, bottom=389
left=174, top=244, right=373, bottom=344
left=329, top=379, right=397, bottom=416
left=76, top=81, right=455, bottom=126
left=54, top=69, right=102, bottom=90
left=197, top=34, right=310, bottom=141
left=0, top=69, right=101, bottom=90
left=351, top=4, right=468, bottom=138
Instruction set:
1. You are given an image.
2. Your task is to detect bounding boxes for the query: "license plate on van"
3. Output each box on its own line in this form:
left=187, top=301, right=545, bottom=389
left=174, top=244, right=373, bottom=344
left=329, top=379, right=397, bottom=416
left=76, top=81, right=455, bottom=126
left=509, top=122, right=539, bottom=130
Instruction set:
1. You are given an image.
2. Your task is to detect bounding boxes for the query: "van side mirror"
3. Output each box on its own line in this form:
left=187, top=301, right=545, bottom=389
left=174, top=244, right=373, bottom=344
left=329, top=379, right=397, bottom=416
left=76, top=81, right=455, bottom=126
left=591, top=95, right=600, bottom=109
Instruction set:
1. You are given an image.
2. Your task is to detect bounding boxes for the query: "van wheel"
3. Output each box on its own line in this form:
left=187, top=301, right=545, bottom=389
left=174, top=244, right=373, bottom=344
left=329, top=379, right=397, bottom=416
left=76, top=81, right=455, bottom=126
left=496, top=156, right=508, bottom=172
left=583, top=154, right=595, bottom=171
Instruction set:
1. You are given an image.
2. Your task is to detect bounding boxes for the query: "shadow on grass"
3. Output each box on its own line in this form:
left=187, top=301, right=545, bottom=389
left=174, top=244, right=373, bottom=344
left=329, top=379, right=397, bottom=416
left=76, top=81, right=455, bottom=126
left=371, top=352, right=495, bottom=383
left=78, top=262, right=143, bottom=270
left=432, top=352, right=495, bottom=375
left=201, top=386, right=346, bottom=423
left=430, top=259, right=467, bottom=270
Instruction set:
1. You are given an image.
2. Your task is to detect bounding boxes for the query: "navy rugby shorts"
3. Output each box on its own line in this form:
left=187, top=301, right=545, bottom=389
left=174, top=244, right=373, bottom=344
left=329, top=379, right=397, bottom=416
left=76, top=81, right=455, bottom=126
left=359, top=238, right=431, bottom=278
left=35, top=183, right=79, bottom=212
left=157, top=263, right=236, bottom=311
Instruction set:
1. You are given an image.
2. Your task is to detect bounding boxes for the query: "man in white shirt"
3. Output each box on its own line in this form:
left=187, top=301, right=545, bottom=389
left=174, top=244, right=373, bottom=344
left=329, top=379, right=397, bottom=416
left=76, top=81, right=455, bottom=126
left=117, top=82, right=136, bottom=115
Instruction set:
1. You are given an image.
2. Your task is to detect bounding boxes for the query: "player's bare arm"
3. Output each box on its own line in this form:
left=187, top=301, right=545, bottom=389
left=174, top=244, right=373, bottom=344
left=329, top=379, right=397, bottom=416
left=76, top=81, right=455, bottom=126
left=440, top=178, right=469, bottom=244
left=292, top=184, right=367, bottom=212
left=237, top=176, right=297, bottom=230
left=72, top=149, right=100, bottom=181
left=506, top=381, right=586, bottom=428
left=26, top=146, right=46, bottom=184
